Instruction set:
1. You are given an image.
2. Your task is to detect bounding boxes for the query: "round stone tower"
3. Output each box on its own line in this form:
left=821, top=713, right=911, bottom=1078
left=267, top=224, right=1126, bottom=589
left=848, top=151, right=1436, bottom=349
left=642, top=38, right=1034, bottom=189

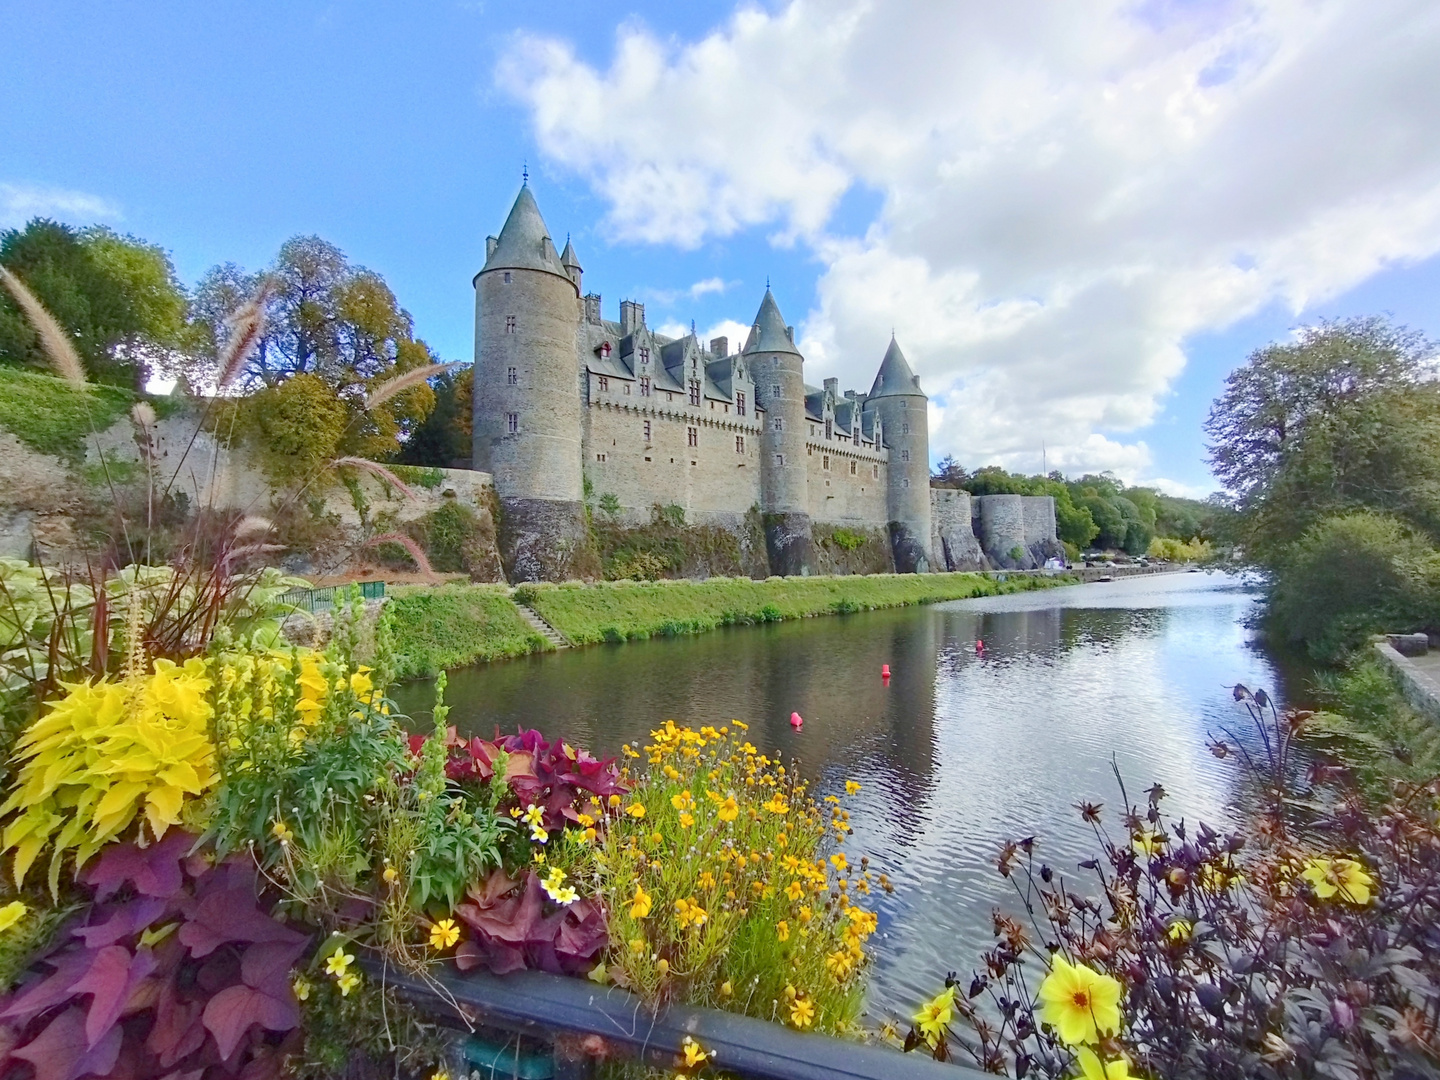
left=868, top=337, right=932, bottom=572
left=743, top=290, right=812, bottom=576
left=472, top=183, right=589, bottom=581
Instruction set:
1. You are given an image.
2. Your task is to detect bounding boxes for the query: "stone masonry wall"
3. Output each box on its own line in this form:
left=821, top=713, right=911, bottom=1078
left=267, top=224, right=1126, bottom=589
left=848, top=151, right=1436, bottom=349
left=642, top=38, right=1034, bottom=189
left=930, top=488, right=986, bottom=570
left=804, top=440, right=888, bottom=526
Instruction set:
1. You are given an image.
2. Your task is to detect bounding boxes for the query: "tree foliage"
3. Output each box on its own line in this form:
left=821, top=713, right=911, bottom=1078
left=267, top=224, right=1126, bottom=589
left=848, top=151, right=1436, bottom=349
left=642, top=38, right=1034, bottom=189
left=397, top=367, right=472, bottom=468
left=0, top=219, right=187, bottom=389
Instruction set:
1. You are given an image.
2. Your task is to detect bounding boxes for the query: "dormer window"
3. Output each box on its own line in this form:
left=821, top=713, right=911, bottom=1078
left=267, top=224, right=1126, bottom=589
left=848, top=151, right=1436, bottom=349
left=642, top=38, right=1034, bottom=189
left=736, top=391, right=746, bottom=416
left=600, top=342, right=611, bottom=358
left=825, top=420, right=832, bottom=440
left=639, top=347, right=650, bottom=364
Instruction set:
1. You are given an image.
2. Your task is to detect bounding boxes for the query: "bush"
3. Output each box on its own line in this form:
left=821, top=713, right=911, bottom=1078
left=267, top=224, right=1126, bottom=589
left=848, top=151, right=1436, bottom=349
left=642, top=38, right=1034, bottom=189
left=1148, top=536, right=1215, bottom=563
left=1270, top=511, right=1440, bottom=661
left=232, top=373, right=347, bottom=487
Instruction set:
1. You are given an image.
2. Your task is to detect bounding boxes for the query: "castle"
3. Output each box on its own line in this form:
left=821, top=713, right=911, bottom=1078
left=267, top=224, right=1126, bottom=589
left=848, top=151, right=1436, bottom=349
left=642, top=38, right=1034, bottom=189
left=471, top=184, right=1059, bottom=581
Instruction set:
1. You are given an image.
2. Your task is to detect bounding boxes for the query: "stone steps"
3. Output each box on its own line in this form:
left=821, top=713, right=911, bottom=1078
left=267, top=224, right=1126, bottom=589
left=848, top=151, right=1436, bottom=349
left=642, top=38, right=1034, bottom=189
left=514, top=602, right=569, bottom=649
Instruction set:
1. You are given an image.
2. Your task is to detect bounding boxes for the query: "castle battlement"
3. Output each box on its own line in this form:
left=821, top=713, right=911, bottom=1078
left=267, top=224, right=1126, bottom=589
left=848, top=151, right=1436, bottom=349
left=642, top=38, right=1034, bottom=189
left=471, top=183, right=1056, bottom=581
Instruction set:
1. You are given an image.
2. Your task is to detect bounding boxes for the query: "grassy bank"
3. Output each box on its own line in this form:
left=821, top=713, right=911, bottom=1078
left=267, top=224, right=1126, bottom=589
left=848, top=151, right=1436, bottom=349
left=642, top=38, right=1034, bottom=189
left=517, top=571, right=1073, bottom=646
left=387, top=584, right=549, bottom=678
left=1309, top=656, right=1440, bottom=798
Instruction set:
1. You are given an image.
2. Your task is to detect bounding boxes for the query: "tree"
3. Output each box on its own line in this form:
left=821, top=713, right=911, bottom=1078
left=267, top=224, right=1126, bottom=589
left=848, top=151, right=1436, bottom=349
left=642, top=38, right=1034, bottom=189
left=0, top=219, right=187, bottom=389
left=931, top=455, right=968, bottom=488
left=192, top=236, right=444, bottom=461
left=398, top=367, right=473, bottom=468
left=1205, top=316, right=1436, bottom=510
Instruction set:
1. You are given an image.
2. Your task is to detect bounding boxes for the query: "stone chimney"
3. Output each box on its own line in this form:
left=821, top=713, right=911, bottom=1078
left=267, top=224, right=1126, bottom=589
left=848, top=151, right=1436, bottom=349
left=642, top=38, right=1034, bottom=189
left=710, top=336, right=728, bottom=358
left=620, top=300, right=646, bottom=336
left=823, top=377, right=838, bottom=399
left=583, top=294, right=602, bottom=325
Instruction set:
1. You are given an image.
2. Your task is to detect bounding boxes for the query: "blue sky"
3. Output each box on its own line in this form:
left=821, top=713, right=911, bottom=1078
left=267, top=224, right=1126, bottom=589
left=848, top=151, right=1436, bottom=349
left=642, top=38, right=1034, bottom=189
left=4, top=0, right=1439, bottom=496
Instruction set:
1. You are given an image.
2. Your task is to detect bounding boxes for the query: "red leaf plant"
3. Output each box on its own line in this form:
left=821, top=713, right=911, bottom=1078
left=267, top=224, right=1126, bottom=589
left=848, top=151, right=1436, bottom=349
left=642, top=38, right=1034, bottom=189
left=407, top=727, right=630, bottom=830
left=452, top=869, right=606, bottom=977
left=0, top=832, right=309, bottom=1080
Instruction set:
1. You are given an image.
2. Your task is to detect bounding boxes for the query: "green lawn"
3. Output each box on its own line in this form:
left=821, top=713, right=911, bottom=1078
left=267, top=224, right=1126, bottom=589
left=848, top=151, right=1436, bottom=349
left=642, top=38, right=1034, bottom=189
left=386, top=584, right=550, bottom=678
left=0, top=366, right=136, bottom=461
left=518, top=572, right=1072, bottom=645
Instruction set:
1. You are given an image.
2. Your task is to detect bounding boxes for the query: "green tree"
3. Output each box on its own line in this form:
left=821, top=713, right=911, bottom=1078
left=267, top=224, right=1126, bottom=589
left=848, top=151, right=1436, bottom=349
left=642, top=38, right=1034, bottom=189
left=193, top=236, right=445, bottom=461
left=0, top=219, right=187, bottom=389
left=1081, top=494, right=1127, bottom=550
left=398, top=368, right=472, bottom=467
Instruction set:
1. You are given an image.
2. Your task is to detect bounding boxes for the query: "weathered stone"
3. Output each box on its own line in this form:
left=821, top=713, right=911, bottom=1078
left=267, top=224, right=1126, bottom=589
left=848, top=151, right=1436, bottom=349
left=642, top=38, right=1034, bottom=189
left=763, top=511, right=813, bottom=577
left=499, top=498, right=598, bottom=582
left=1388, top=632, right=1430, bottom=657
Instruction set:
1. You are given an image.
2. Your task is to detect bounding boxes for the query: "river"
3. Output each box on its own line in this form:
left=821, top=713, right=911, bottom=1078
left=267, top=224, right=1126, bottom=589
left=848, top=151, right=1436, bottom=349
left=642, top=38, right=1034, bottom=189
left=391, top=570, right=1297, bottom=1022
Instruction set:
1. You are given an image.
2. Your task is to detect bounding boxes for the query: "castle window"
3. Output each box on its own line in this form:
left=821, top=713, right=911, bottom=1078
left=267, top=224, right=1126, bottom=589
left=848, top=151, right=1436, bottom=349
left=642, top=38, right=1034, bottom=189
left=596, top=452, right=607, bottom=462
left=639, top=376, right=651, bottom=396
left=902, top=423, right=910, bottom=434
left=506, top=413, right=518, bottom=434
left=689, top=380, right=701, bottom=407
left=736, top=391, right=746, bottom=416
left=901, top=450, right=910, bottom=462
left=687, top=427, right=698, bottom=447
left=775, top=454, right=784, bottom=466
left=600, top=341, right=611, bottom=357
left=774, top=417, right=783, bottom=431
left=903, top=478, right=910, bottom=487
left=772, top=384, right=781, bottom=397
left=598, top=376, right=609, bottom=392
left=850, top=460, right=857, bottom=475
left=505, top=315, right=516, bottom=333
left=507, top=367, right=517, bottom=385
left=823, top=455, right=830, bottom=470
left=644, top=420, right=651, bottom=441
left=807, top=446, right=812, bottom=456
left=624, top=383, right=631, bottom=395
left=503, top=272, right=512, bottom=283
left=639, top=347, right=650, bottom=363
left=825, top=420, right=833, bottom=440
left=735, top=435, right=744, bottom=453
left=873, top=464, right=879, bottom=479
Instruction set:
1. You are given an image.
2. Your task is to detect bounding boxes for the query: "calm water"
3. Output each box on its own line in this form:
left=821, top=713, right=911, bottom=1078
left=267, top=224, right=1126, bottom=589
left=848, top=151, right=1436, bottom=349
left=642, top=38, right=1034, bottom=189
left=392, top=571, right=1296, bottom=1021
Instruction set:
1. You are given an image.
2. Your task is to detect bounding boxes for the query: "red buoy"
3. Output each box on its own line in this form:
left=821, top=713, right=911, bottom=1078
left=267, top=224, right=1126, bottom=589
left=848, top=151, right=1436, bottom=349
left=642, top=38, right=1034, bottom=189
left=790, top=711, right=803, bottom=729
left=881, top=664, right=891, bottom=678
left=975, top=639, right=985, bottom=654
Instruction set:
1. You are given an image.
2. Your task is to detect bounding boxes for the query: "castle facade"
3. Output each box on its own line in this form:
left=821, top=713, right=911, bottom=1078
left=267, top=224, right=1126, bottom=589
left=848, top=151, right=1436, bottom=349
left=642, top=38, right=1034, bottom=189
left=472, top=184, right=1058, bottom=580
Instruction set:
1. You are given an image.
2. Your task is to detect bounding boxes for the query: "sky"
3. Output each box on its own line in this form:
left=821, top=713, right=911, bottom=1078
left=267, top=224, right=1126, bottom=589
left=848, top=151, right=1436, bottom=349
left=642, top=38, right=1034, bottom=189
left=3, top=0, right=1439, bottom=497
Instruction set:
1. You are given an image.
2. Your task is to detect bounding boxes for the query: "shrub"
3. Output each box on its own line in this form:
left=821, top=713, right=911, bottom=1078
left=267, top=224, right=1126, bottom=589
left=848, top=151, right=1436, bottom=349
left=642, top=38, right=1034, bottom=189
left=232, top=373, right=347, bottom=487
left=1270, top=511, right=1440, bottom=660
left=905, top=690, right=1440, bottom=1080
left=596, top=722, right=876, bottom=1032
left=830, top=528, right=866, bottom=552
left=1148, top=536, right=1215, bottom=562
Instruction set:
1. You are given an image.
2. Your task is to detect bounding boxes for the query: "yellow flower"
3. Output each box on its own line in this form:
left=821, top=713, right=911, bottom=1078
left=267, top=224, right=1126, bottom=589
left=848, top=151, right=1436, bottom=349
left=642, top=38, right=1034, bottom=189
left=0, top=900, right=28, bottom=933
left=1074, top=1047, right=1135, bottom=1080
left=337, top=971, right=360, bottom=997
left=679, top=811, right=695, bottom=828
left=429, top=919, right=461, bottom=950
left=325, top=949, right=355, bottom=977
left=830, top=853, right=848, bottom=872
left=717, top=797, right=739, bottom=823
left=1132, top=830, right=1165, bottom=857
left=350, top=668, right=374, bottom=702
left=913, top=986, right=955, bottom=1048
left=776, top=920, right=790, bottom=941
left=1166, top=918, right=1192, bottom=942
left=430, top=1071, right=448, bottom=1080
left=789, top=996, right=816, bottom=1028
left=522, top=803, right=546, bottom=827
left=272, top=821, right=294, bottom=844
left=1301, top=857, right=1374, bottom=905
left=626, top=802, right=647, bottom=819
left=383, top=866, right=399, bottom=884
left=292, top=976, right=311, bottom=1001
left=785, top=880, right=804, bottom=901
left=845, top=780, right=862, bottom=795
left=1037, top=955, right=1122, bottom=1046
left=675, top=897, right=708, bottom=928
left=609, top=794, right=623, bottom=807
left=681, top=1036, right=709, bottom=1068
left=719, top=980, right=733, bottom=998
left=656, top=958, right=670, bottom=976
left=630, top=885, right=653, bottom=919
left=671, top=790, right=695, bottom=810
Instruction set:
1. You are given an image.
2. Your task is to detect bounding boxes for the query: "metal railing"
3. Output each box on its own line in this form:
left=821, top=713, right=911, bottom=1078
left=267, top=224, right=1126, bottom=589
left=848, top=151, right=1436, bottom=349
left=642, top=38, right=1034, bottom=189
left=279, top=580, right=385, bottom=614
left=372, top=964, right=986, bottom=1080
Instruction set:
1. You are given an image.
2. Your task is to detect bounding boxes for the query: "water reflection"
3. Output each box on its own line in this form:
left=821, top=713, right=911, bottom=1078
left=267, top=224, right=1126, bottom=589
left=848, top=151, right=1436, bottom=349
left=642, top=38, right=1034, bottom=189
left=392, top=571, right=1292, bottom=1019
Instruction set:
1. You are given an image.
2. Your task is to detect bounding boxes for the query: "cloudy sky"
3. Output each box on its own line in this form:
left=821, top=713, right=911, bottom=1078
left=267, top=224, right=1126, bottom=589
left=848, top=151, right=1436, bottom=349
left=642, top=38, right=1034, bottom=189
left=4, top=0, right=1439, bottom=494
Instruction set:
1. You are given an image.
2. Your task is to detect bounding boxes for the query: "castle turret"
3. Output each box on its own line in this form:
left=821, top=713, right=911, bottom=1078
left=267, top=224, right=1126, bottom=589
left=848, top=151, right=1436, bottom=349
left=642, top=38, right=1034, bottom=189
left=744, top=290, right=812, bottom=575
left=472, top=183, right=589, bottom=581
left=868, top=337, right=932, bottom=572
left=560, top=236, right=582, bottom=293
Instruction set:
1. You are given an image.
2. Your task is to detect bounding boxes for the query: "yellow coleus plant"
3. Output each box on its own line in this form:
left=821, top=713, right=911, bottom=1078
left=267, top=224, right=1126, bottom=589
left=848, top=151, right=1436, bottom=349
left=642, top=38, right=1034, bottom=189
left=1, top=657, right=217, bottom=891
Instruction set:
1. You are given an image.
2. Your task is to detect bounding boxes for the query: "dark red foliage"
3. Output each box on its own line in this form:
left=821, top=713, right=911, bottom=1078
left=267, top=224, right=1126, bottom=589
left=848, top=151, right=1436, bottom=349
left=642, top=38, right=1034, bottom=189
left=0, top=835, right=308, bottom=1080
left=453, top=869, right=606, bottom=977
left=409, top=727, right=629, bottom=830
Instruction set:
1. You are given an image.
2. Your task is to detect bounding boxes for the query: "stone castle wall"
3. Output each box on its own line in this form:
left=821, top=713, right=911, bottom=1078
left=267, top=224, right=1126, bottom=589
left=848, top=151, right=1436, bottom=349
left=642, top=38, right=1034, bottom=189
left=930, top=488, right=986, bottom=570
left=802, top=439, right=888, bottom=526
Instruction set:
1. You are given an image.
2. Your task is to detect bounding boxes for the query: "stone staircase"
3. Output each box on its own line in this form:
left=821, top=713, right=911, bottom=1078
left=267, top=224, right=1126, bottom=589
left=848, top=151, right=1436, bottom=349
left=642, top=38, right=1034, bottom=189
left=514, top=601, right=570, bottom=649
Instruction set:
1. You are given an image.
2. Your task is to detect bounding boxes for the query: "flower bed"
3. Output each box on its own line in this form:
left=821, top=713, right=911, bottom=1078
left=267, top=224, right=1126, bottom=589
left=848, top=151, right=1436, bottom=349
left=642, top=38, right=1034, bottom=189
left=0, top=580, right=879, bottom=1080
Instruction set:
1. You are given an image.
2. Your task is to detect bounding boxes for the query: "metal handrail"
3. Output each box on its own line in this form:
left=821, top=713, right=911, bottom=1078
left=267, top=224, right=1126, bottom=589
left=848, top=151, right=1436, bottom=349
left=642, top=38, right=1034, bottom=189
left=370, top=963, right=985, bottom=1080
left=279, top=580, right=385, bottom=614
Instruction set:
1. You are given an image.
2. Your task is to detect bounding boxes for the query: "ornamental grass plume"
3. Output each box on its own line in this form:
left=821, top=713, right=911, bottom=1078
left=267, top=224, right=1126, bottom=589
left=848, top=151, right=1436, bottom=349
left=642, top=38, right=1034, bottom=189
left=0, top=265, right=87, bottom=388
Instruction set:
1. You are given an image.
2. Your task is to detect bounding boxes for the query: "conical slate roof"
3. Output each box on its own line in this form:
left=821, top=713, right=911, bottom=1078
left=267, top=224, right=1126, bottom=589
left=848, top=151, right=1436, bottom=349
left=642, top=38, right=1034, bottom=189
left=742, top=290, right=802, bottom=356
left=560, top=236, right=581, bottom=271
left=482, top=184, right=569, bottom=279
left=868, top=336, right=924, bottom=397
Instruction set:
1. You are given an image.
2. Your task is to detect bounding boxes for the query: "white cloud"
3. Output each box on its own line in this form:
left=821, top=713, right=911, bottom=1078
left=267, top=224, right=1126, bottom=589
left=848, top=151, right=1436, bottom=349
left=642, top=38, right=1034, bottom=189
left=689, top=276, right=729, bottom=298
left=500, top=0, right=1440, bottom=482
left=0, top=183, right=121, bottom=229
